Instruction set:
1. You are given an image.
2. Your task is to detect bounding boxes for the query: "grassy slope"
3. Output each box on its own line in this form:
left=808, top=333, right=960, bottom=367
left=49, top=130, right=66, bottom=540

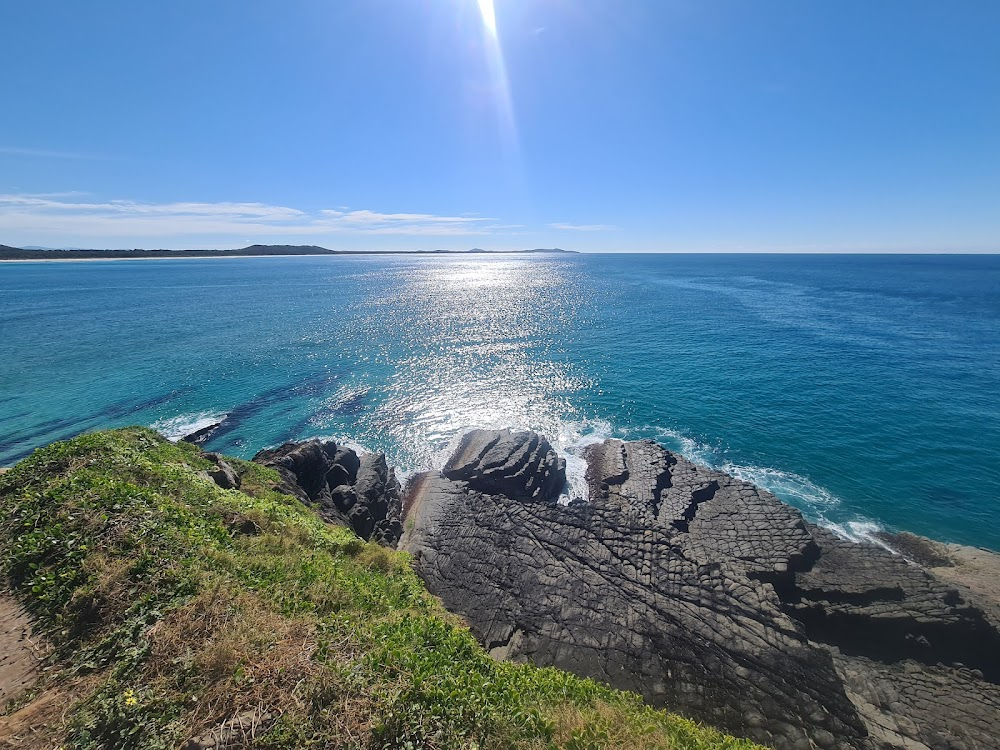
left=0, top=428, right=765, bottom=750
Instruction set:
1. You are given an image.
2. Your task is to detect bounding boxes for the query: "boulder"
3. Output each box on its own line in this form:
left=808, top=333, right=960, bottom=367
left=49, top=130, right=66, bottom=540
left=203, top=452, right=240, bottom=490
left=253, top=440, right=336, bottom=503
left=442, top=428, right=566, bottom=503
left=253, top=439, right=402, bottom=546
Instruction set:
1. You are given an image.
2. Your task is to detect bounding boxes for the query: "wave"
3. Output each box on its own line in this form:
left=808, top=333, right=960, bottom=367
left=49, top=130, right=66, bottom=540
left=552, top=419, right=615, bottom=504
left=151, top=411, right=226, bottom=442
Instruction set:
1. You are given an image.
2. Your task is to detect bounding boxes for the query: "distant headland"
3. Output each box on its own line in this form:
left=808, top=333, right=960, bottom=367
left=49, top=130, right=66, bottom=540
left=0, top=244, right=577, bottom=261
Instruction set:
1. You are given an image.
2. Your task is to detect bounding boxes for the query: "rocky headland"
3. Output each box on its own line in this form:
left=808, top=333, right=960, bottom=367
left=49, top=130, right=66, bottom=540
left=257, top=428, right=1000, bottom=750
left=3, top=426, right=997, bottom=749
left=7, top=428, right=767, bottom=750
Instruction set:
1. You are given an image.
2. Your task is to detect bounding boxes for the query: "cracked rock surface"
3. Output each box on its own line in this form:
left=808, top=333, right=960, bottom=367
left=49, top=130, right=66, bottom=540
left=253, top=439, right=403, bottom=545
left=400, top=430, right=1000, bottom=750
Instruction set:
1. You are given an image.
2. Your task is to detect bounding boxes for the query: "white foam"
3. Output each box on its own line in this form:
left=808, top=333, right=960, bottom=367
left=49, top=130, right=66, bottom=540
left=720, top=462, right=841, bottom=509
left=553, top=419, right=614, bottom=503
left=151, top=412, right=226, bottom=442
left=822, top=518, right=892, bottom=549
left=639, top=426, right=891, bottom=547
left=651, top=427, right=722, bottom=467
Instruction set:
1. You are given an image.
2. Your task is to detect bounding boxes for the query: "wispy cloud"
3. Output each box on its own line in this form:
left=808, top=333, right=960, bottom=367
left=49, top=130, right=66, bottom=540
left=0, top=146, right=104, bottom=160
left=0, top=194, right=503, bottom=238
left=549, top=222, right=619, bottom=232
left=319, top=209, right=495, bottom=235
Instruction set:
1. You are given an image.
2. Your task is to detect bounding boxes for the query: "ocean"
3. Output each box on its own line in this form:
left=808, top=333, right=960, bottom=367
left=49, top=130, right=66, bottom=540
left=1, top=253, right=998, bottom=551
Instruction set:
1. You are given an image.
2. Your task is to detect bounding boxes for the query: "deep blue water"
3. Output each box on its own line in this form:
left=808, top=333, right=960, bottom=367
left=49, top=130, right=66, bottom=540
left=1, top=254, right=998, bottom=551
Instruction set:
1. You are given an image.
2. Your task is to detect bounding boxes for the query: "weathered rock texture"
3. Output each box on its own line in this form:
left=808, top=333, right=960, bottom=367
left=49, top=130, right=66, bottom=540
left=400, top=431, right=1000, bottom=750
left=443, top=429, right=566, bottom=504
left=202, top=452, right=240, bottom=490
left=253, top=439, right=402, bottom=546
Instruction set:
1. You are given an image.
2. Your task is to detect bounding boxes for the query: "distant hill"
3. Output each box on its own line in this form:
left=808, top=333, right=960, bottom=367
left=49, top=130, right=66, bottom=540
left=0, top=245, right=42, bottom=259
left=233, top=244, right=335, bottom=255
left=0, top=245, right=337, bottom=260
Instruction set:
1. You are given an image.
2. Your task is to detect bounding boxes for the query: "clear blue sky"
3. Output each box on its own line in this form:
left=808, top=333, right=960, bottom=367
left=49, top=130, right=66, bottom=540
left=1, top=0, right=998, bottom=252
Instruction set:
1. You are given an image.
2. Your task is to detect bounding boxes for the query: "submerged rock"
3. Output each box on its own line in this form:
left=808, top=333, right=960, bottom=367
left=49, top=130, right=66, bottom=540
left=180, top=421, right=221, bottom=445
left=253, top=439, right=402, bottom=546
left=400, top=431, right=1000, bottom=750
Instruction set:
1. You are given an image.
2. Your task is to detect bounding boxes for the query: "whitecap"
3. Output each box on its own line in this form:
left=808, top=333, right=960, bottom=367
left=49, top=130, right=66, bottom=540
left=719, top=462, right=841, bottom=509
left=552, top=419, right=614, bottom=504
left=151, top=411, right=226, bottom=442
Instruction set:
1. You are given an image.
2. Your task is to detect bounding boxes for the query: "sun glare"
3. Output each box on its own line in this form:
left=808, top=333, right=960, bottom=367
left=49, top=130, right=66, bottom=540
left=477, top=0, right=498, bottom=36
left=470, top=0, right=519, bottom=173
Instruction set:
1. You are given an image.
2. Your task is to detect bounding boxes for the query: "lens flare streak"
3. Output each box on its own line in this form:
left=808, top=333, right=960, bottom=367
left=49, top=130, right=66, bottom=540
left=474, top=0, right=519, bottom=163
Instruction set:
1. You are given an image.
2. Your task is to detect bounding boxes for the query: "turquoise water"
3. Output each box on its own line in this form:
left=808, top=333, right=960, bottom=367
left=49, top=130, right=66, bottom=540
left=2, top=254, right=998, bottom=550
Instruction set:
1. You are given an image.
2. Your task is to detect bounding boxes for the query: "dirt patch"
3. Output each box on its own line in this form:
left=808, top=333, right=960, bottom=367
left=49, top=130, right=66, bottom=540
left=0, top=598, right=41, bottom=707
left=0, top=689, right=67, bottom=749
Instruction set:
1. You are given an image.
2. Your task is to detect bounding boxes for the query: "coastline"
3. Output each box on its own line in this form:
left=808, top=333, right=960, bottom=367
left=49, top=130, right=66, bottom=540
left=3, top=427, right=999, bottom=749
left=0, top=249, right=577, bottom=263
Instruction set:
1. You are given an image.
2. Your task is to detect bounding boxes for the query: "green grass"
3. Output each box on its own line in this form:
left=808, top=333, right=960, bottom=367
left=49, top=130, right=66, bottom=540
left=0, top=428, right=766, bottom=750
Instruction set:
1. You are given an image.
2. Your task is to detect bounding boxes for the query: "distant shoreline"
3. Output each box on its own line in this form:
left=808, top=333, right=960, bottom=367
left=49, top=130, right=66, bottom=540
left=0, top=244, right=576, bottom=262
left=0, top=253, right=573, bottom=263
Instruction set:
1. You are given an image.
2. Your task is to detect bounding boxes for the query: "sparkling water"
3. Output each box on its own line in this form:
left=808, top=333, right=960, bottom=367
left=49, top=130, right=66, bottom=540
left=2, top=253, right=998, bottom=550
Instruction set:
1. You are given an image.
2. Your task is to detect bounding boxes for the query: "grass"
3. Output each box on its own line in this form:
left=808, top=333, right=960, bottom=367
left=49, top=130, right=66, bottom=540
left=0, top=428, right=766, bottom=750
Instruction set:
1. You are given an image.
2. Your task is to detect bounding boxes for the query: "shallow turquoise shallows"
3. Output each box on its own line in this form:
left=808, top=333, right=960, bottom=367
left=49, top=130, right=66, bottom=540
left=2, top=254, right=998, bottom=550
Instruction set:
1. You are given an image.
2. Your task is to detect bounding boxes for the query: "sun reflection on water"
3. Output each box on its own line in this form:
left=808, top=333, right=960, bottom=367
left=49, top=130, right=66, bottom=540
left=354, top=258, right=599, bottom=497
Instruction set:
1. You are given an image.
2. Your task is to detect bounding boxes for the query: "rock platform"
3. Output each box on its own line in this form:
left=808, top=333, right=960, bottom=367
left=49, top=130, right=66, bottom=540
left=398, top=430, right=1000, bottom=750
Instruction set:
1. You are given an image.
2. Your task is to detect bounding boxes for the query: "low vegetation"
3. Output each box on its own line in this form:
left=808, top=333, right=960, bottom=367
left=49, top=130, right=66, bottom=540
left=0, top=428, right=765, bottom=749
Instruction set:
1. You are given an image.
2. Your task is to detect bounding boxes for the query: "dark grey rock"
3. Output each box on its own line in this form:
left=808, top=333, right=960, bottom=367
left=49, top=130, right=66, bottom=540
left=333, top=446, right=361, bottom=484
left=181, top=421, right=222, bottom=445
left=329, top=484, right=357, bottom=512
left=443, top=428, right=566, bottom=504
left=875, top=530, right=955, bottom=568
left=203, top=452, right=240, bottom=490
left=401, top=432, right=1000, bottom=750
left=253, top=439, right=402, bottom=545
left=325, top=464, right=352, bottom=490
left=252, top=440, right=336, bottom=502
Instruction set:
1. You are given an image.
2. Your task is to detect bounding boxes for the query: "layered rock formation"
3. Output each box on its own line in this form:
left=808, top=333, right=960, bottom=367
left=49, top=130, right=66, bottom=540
left=400, top=430, right=1000, bottom=750
left=442, top=429, right=567, bottom=504
left=253, top=439, right=403, bottom=545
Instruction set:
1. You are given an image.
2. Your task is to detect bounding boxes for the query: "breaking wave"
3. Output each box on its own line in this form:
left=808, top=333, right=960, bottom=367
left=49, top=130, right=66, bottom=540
left=151, top=412, right=226, bottom=442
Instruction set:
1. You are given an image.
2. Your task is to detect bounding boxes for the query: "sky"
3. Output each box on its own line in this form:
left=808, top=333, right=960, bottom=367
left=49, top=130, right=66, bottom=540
left=1, top=0, right=998, bottom=252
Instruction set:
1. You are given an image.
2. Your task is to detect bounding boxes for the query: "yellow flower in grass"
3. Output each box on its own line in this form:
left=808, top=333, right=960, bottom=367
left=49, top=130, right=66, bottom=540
left=123, top=689, right=138, bottom=707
